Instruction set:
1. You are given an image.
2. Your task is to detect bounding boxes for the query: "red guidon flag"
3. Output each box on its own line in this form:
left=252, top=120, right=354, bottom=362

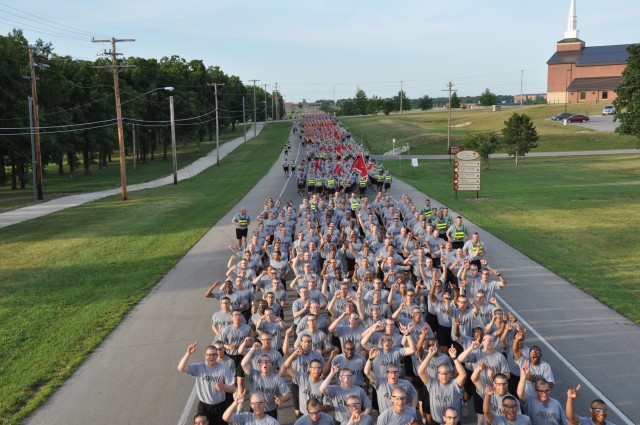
left=353, top=154, right=368, bottom=178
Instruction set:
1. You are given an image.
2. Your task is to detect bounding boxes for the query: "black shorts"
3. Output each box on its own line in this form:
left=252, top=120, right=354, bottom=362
left=452, top=241, right=464, bottom=249
left=291, top=383, right=300, bottom=410
left=236, top=228, right=248, bottom=240
left=384, top=182, right=390, bottom=189
left=298, top=181, right=305, bottom=189
left=197, top=401, right=226, bottom=424
left=436, top=324, right=452, bottom=347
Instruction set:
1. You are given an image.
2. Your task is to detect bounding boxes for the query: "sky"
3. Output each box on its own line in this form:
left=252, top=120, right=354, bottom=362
left=3, top=0, right=639, bottom=103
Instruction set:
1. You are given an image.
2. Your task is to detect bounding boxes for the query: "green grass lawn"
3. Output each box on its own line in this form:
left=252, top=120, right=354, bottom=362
left=383, top=154, right=640, bottom=323
left=0, top=123, right=290, bottom=425
left=0, top=127, right=245, bottom=212
left=342, top=105, right=638, bottom=155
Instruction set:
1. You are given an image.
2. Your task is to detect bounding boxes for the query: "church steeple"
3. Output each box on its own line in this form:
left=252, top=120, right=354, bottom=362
left=564, top=0, right=579, bottom=39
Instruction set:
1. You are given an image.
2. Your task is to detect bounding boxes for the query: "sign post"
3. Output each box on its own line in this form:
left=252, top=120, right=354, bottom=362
left=454, top=150, right=481, bottom=198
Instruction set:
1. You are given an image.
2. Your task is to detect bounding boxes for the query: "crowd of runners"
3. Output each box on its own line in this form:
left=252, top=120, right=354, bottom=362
left=178, top=112, right=614, bottom=425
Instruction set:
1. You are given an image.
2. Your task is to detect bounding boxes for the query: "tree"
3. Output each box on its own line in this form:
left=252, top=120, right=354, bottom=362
left=393, top=90, right=411, bottom=112
left=383, top=99, right=395, bottom=116
left=478, top=88, right=498, bottom=106
left=464, top=132, right=500, bottom=169
left=613, top=44, right=640, bottom=148
left=354, top=89, right=369, bottom=115
left=501, top=113, right=538, bottom=167
left=418, top=95, right=433, bottom=111
left=450, top=92, right=461, bottom=109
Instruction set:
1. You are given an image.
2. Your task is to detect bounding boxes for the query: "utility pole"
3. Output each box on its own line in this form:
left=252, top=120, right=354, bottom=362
left=242, top=96, right=247, bottom=145
left=520, top=70, right=524, bottom=108
left=169, top=95, right=177, bottom=184
left=399, top=80, right=403, bottom=114
left=443, top=81, right=456, bottom=156
left=208, top=83, right=225, bottom=165
left=93, top=37, right=135, bottom=201
left=274, top=82, right=279, bottom=121
left=26, top=46, right=44, bottom=200
left=28, top=97, right=37, bottom=200
left=249, top=79, right=260, bottom=139
left=263, top=84, right=269, bottom=126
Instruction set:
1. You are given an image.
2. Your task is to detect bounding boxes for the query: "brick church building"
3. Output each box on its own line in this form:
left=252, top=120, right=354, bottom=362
left=547, top=0, right=634, bottom=105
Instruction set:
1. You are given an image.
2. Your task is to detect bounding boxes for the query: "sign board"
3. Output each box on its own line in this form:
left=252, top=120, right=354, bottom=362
left=411, top=158, right=419, bottom=167
left=449, top=146, right=464, bottom=155
left=454, top=150, right=481, bottom=192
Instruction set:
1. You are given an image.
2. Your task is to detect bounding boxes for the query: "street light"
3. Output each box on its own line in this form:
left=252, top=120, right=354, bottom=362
left=166, top=87, right=178, bottom=185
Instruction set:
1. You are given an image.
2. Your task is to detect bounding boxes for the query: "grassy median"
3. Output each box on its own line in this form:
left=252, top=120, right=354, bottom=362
left=0, top=123, right=290, bottom=425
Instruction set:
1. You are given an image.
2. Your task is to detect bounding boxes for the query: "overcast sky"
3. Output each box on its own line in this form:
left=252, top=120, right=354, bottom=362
left=4, top=0, right=639, bottom=102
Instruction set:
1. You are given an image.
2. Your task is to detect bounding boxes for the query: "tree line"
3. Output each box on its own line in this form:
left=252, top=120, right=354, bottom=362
left=0, top=29, right=284, bottom=189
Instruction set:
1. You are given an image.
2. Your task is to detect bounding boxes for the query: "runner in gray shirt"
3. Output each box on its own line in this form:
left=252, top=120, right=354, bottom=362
left=364, top=355, right=417, bottom=412
left=325, top=342, right=367, bottom=387
left=484, top=388, right=531, bottom=425
left=320, top=365, right=372, bottom=422
left=340, top=395, right=374, bottom=425
left=376, top=387, right=420, bottom=425
left=293, top=398, right=335, bottom=425
left=222, top=391, right=280, bottom=425
left=241, top=349, right=292, bottom=417
left=178, top=341, right=236, bottom=423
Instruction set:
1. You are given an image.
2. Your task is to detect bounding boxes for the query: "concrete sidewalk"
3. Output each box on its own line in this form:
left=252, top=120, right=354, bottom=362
left=372, top=148, right=639, bottom=161
left=0, top=123, right=264, bottom=229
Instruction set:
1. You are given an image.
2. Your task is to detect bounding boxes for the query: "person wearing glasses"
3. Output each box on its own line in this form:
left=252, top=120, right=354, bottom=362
left=364, top=352, right=418, bottom=412
left=472, top=362, right=520, bottom=423
left=418, top=344, right=474, bottom=425
left=484, top=386, right=531, bottom=425
left=325, top=341, right=366, bottom=387
left=517, top=363, right=568, bottom=425
left=320, top=365, right=372, bottom=423
left=193, top=414, right=209, bottom=425
left=212, top=296, right=234, bottom=342
left=565, top=384, right=616, bottom=425
left=281, top=351, right=329, bottom=416
left=293, top=397, right=335, bottom=425
left=222, top=391, right=280, bottom=425
left=178, top=341, right=236, bottom=425
left=241, top=348, right=292, bottom=419
left=376, top=387, right=420, bottom=425
left=221, top=310, right=252, bottom=367
left=342, top=395, right=374, bottom=425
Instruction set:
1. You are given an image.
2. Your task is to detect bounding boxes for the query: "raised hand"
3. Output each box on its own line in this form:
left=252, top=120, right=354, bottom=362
left=567, top=384, right=581, bottom=399
left=187, top=340, right=198, bottom=355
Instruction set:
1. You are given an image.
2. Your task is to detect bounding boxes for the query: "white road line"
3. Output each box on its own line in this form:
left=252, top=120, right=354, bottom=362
left=177, top=383, right=198, bottom=425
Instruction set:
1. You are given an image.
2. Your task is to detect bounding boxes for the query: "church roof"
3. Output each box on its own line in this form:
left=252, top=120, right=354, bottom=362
left=547, top=44, right=633, bottom=66
left=567, top=76, right=623, bottom=91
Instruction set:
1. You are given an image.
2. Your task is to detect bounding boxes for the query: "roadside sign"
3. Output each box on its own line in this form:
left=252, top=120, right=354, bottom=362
left=449, top=146, right=464, bottom=155
left=411, top=158, right=418, bottom=167
left=454, top=150, right=481, bottom=195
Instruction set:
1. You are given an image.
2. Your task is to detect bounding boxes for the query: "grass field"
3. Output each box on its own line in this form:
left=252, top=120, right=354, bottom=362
left=0, top=123, right=290, bottom=425
left=381, top=154, right=640, bottom=323
left=0, top=127, right=244, bottom=212
left=342, top=104, right=638, bottom=155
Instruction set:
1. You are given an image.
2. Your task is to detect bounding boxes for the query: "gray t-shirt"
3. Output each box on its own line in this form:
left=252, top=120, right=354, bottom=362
left=376, top=406, right=419, bottom=425
left=373, top=375, right=417, bottom=412
left=186, top=362, right=234, bottom=405
left=331, top=354, right=367, bottom=387
left=426, top=379, right=463, bottom=424
left=212, top=311, right=233, bottom=340
left=295, top=329, right=332, bottom=352
left=324, top=385, right=372, bottom=422
left=229, top=412, right=279, bottom=425
left=293, top=371, right=328, bottom=414
left=489, top=414, right=532, bottom=425
left=332, top=325, right=366, bottom=352
left=523, top=395, right=569, bottom=425
left=221, top=324, right=252, bottom=355
left=340, top=414, right=374, bottom=425
left=371, top=347, right=408, bottom=377
left=293, top=413, right=335, bottom=425
left=248, top=369, right=291, bottom=412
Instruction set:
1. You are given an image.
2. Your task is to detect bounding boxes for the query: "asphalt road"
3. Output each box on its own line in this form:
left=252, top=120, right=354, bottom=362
left=24, top=124, right=639, bottom=425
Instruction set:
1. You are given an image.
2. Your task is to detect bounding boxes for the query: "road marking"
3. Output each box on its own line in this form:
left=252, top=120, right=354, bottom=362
left=177, top=383, right=198, bottom=425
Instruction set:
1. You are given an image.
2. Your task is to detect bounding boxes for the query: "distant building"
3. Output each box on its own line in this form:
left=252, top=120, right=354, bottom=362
left=513, top=93, right=547, bottom=103
left=546, top=0, right=635, bottom=105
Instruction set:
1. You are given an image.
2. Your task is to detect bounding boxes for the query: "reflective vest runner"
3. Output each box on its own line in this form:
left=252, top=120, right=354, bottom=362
left=453, top=225, right=466, bottom=241
left=359, top=179, right=367, bottom=188
left=237, top=214, right=249, bottom=228
left=350, top=199, right=360, bottom=211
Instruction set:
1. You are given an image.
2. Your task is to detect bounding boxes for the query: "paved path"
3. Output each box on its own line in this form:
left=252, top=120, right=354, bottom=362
left=372, top=149, right=639, bottom=161
left=18, top=125, right=639, bottom=425
left=0, top=123, right=264, bottom=229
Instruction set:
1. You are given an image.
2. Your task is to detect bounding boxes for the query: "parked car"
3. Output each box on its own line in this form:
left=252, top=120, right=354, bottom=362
left=551, top=112, right=573, bottom=121
left=602, top=105, right=616, bottom=115
left=566, top=114, right=590, bottom=123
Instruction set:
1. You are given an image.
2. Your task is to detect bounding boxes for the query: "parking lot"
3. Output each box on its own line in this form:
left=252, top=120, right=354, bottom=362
left=562, top=114, right=620, bottom=131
